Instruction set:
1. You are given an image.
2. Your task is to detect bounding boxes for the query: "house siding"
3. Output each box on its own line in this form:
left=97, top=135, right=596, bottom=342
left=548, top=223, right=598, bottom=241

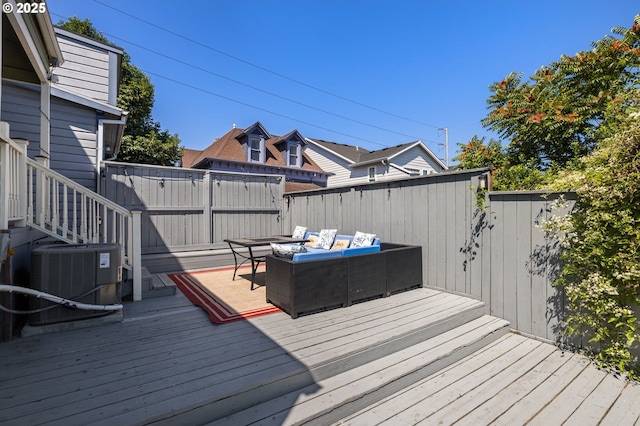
left=1, top=82, right=98, bottom=191
left=50, top=97, right=98, bottom=190
left=53, top=34, right=112, bottom=103
left=304, top=145, right=354, bottom=187
left=1, top=83, right=41, bottom=153
left=392, top=146, right=441, bottom=175
left=306, top=142, right=444, bottom=188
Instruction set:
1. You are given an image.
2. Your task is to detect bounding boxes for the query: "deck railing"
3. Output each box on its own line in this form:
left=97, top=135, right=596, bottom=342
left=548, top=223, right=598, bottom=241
left=0, top=124, right=142, bottom=300
left=0, top=127, right=27, bottom=228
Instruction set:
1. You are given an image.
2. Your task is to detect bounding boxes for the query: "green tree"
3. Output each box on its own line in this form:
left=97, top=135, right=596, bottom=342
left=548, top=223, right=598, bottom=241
left=482, top=15, right=640, bottom=169
left=57, top=17, right=182, bottom=166
left=545, top=101, right=640, bottom=377
left=454, top=135, right=546, bottom=191
left=453, top=135, right=505, bottom=170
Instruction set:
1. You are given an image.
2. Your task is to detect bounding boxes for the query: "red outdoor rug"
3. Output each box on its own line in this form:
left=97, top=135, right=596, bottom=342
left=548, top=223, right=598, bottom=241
left=167, top=265, right=281, bottom=324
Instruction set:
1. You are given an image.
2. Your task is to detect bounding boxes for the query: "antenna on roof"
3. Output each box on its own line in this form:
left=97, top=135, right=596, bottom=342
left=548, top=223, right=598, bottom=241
left=438, top=128, right=449, bottom=167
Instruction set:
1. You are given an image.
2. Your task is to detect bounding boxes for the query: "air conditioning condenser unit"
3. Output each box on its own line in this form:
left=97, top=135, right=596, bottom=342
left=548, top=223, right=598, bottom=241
left=29, top=243, right=122, bottom=325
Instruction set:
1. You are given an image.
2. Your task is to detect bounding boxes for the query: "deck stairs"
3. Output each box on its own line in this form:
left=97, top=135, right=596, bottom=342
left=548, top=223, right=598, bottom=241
left=121, top=266, right=176, bottom=299
left=148, top=288, right=510, bottom=425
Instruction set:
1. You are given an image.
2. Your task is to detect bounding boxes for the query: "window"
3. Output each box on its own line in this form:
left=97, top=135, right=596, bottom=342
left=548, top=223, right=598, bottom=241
left=368, top=166, right=376, bottom=182
left=422, top=169, right=430, bottom=176
left=288, top=143, right=300, bottom=167
left=249, top=137, right=263, bottom=162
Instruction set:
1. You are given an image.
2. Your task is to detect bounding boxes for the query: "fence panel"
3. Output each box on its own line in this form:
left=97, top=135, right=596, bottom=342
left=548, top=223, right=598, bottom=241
left=101, top=162, right=284, bottom=253
left=101, top=161, right=575, bottom=343
left=487, top=191, right=574, bottom=341
left=283, top=171, right=574, bottom=343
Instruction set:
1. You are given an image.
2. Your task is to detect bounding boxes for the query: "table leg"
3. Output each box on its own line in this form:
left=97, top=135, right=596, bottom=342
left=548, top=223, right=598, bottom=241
left=228, top=242, right=240, bottom=280
left=249, top=247, right=259, bottom=290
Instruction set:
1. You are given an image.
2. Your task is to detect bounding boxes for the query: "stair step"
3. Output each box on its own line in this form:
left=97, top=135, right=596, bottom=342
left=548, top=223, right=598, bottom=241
left=212, top=315, right=510, bottom=425
left=144, top=289, right=493, bottom=424
left=141, top=270, right=176, bottom=299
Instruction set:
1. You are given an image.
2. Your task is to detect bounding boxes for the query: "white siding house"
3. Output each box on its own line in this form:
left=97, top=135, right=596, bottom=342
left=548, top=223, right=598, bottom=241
left=0, top=9, right=127, bottom=290
left=305, top=138, right=447, bottom=187
left=53, top=27, right=122, bottom=105
left=2, top=27, right=127, bottom=192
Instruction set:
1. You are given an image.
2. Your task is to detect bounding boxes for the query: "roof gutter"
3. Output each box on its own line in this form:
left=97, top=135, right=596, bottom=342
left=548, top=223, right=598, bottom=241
left=36, top=7, right=64, bottom=67
left=195, top=157, right=334, bottom=177
left=349, top=157, right=388, bottom=168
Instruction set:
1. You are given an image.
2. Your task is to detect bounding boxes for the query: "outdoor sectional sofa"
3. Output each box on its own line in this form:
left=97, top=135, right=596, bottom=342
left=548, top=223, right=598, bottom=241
left=266, top=233, right=423, bottom=319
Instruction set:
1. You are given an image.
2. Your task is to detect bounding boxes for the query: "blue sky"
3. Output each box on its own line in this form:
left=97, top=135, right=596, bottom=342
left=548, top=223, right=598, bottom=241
left=47, top=1, right=638, bottom=165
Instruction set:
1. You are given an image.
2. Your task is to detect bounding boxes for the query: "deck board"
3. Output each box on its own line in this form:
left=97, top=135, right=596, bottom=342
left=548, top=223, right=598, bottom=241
left=491, top=349, right=591, bottom=425
left=456, top=349, right=572, bottom=424
left=445, top=344, right=561, bottom=425
left=337, top=333, right=636, bottom=426
left=336, top=335, right=527, bottom=426
left=600, top=380, right=640, bottom=424
left=1, top=287, right=638, bottom=425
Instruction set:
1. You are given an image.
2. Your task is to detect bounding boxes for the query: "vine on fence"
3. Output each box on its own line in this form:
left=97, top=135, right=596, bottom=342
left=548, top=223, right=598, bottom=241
left=544, top=113, right=640, bottom=378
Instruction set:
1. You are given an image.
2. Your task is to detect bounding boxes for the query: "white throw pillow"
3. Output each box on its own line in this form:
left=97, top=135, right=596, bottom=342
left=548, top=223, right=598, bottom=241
left=351, top=231, right=376, bottom=248
left=292, top=225, right=307, bottom=239
left=271, top=243, right=307, bottom=259
left=315, top=229, right=337, bottom=250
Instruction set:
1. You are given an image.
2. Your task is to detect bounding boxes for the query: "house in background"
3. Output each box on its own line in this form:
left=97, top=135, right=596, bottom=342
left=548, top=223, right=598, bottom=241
left=183, top=121, right=448, bottom=192
left=182, top=121, right=332, bottom=192
left=305, top=138, right=447, bottom=188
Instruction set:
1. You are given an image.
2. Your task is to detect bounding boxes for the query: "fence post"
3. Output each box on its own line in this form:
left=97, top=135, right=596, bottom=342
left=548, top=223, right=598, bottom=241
left=203, top=171, right=212, bottom=246
left=131, top=209, right=143, bottom=301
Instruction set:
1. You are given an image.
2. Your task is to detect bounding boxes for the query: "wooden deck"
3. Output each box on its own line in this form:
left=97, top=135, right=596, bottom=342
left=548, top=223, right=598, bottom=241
left=0, top=285, right=638, bottom=425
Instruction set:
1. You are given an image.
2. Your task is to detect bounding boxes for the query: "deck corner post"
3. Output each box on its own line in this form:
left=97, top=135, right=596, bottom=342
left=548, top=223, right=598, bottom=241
left=0, top=135, right=9, bottom=230
left=131, top=209, right=143, bottom=301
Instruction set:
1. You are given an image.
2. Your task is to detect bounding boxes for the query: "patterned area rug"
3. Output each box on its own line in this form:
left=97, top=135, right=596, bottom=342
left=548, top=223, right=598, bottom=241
left=167, top=265, right=281, bottom=323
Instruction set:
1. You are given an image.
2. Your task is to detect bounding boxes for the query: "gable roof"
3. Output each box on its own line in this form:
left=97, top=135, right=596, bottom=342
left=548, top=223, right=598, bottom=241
left=181, top=148, right=202, bottom=169
left=305, top=138, right=368, bottom=163
left=184, top=124, right=323, bottom=173
left=187, top=127, right=246, bottom=167
left=307, top=138, right=447, bottom=170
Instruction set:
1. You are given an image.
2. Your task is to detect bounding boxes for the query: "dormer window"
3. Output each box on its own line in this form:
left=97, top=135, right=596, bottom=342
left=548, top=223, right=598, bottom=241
left=288, top=142, right=301, bottom=167
left=249, top=136, right=265, bottom=162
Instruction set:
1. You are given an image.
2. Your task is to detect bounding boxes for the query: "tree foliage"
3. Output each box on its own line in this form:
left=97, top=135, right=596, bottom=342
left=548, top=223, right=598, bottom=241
left=457, top=15, right=640, bottom=377
left=545, top=104, right=640, bottom=377
left=482, top=15, right=640, bottom=169
left=118, top=128, right=182, bottom=165
left=453, top=135, right=505, bottom=170
left=57, top=17, right=182, bottom=166
left=454, top=136, right=547, bottom=191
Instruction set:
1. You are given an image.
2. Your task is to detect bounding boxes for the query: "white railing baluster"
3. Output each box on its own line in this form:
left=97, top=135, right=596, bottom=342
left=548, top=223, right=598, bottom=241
left=81, top=194, right=87, bottom=242
left=3, top=141, right=141, bottom=300
left=51, top=178, right=59, bottom=235
left=62, top=183, right=68, bottom=239
left=26, top=163, right=34, bottom=223
left=72, top=188, right=78, bottom=243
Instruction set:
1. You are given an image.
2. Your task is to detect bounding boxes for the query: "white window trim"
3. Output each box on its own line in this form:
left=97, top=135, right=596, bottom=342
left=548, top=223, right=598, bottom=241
left=248, top=136, right=265, bottom=163
left=368, top=166, right=376, bottom=182
left=287, top=142, right=301, bottom=167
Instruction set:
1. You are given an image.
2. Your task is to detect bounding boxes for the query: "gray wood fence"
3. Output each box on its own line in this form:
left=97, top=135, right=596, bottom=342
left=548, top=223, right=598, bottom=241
left=281, top=169, right=575, bottom=343
left=100, top=162, right=576, bottom=343
left=100, top=161, right=284, bottom=254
